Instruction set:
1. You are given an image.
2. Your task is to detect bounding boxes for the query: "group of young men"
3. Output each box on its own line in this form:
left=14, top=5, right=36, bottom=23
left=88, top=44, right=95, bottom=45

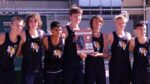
left=0, top=5, right=149, bottom=84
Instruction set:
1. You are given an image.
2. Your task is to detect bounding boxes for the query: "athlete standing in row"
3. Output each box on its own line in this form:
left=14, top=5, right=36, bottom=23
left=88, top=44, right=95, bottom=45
left=0, top=16, right=24, bottom=84
left=62, top=5, right=87, bottom=84
left=85, top=15, right=108, bottom=84
left=18, top=13, right=45, bottom=84
left=130, top=22, right=150, bottom=84
left=107, top=14, right=132, bottom=84
left=43, top=21, right=64, bottom=84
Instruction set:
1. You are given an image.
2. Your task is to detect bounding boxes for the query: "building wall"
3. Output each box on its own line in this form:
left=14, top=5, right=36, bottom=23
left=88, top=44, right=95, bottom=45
left=0, top=1, right=69, bottom=8
left=123, top=0, right=144, bottom=7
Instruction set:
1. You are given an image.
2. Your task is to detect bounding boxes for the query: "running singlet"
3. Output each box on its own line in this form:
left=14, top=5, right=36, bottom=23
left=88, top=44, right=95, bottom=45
left=21, top=30, right=43, bottom=73
left=44, top=35, right=64, bottom=72
left=63, top=26, right=82, bottom=66
left=133, top=38, right=150, bottom=84
left=0, top=32, right=20, bottom=72
left=86, top=32, right=104, bottom=63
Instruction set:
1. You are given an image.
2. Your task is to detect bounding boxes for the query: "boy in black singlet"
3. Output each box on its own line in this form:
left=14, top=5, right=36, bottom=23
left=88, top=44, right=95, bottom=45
left=129, top=22, right=150, bottom=84
left=18, top=14, right=45, bottom=84
left=85, top=15, right=109, bottom=84
left=107, top=14, right=132, bottom=84
left=43, top=21, right=64, bottom=84
left=62, top=5, right=87, bottom=84
left=0, top=16, right=24, bottom=84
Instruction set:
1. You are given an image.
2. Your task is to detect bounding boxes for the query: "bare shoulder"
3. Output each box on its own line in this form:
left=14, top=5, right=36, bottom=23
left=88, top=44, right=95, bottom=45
left=43, top=35, right=49, bottom=49
left=129, top=37, right=135, bottom=51
left=0, top=32, right=5, bottom=38
left=102, top=33, right=106, bottom=37
left=0, top=32, right=6, bottom=45
left=130, top=38, right=135, bottom=45
left=19, top=31, right=26, bottom=43
left=107, top=32, right=113, bottom=39
left=62, top=25, right=68, bottom=38
left=126, top=32, right=132, bottom=40
left=43, top=34, right=48, bottom=42
left=62, top=26, right=67, bottom=33
left=102, top=33, right=107, bottom=39
left=107, top=32, right=114, bottom=45
left=38, top=29, right=45, bottom=38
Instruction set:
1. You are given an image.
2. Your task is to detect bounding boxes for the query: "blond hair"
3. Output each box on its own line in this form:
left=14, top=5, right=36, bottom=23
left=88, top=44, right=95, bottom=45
left=114, top=14, right=128, bottom=23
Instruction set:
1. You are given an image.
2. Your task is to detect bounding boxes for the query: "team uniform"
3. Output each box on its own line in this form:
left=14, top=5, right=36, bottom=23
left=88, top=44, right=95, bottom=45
left=0, top=32, right=20, bottom=84
left=44, top=35, right=64, bottom=84
left=85, top=32, right=106, bottom=84
left=21, top=30, right=43, bottom=84
left=132, top=38, right=150, bottom=84
left=109, top=31, right=131, bottom=84
left=63, top=25, right=84, bottom=84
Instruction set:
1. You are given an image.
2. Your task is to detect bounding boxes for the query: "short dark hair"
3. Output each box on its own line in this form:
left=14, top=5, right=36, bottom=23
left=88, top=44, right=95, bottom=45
left=134, top=21, right=146, bottom=29
left=69, top=5, right=83, bottom=16
left=50, top=21, right=61, bottom=30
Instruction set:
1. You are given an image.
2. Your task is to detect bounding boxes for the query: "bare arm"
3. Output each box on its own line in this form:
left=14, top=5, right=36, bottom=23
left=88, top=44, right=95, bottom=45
left=107, top=32, right=114, bottom=47
left=38, top=29, right=45, bottom=40
left=62, top=26, right=68, bottom=39
left=0, top=33, right=6, bottom=45
left=16, top=31, right=26, bottom=56
left=126, top=32, right=132, bottom=41
left=91, top=34, right=109, bottom=58
left=102, top=34, right=109, bottom=58
left=42, top=36, right=49, bottom=50
left=107, top=32, right=114, bottom=60
left=129, top=38, right=135, bottom=52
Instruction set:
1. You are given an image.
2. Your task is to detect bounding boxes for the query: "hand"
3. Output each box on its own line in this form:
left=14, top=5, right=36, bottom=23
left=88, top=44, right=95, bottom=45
left=90, top=52, right=98, bottom=57
left=90, top=52, right=103, bottom=57
left=80, top=53, right=87, bottom=61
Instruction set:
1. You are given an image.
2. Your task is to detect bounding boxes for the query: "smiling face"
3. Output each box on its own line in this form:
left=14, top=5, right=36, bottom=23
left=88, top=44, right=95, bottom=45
left=50, top=21, right=62, bottom=38
left=51, top=26, right=62, bottom=38
left=10, top=17, right=24, bottom=35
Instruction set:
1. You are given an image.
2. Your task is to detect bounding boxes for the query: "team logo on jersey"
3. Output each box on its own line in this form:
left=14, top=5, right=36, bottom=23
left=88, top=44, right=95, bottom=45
left=139, top=47, right=147, bottom=56
left=31, top=42, right=39, bottom=52
left=119, top=41, right=127, bottom=50
left=7, top=46, right=16, bottom=57
left=53, top=49, right=62, bottom=58
left=93, top=41, right=100, bottom=51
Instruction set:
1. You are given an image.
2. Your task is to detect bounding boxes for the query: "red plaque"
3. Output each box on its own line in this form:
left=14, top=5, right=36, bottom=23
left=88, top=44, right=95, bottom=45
left=75, top=28, right=94, bottom=54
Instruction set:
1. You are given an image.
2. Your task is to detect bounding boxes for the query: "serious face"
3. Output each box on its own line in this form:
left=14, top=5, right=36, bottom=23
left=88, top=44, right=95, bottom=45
left=69, top=13, right=82, bottom=25
left=136, top=25, right=147, bottom=37
left=115, top=19, right=126, bottom=31
left=92, top=18, right=103, bottom=32
left=29, top=18, right=39, bottom=30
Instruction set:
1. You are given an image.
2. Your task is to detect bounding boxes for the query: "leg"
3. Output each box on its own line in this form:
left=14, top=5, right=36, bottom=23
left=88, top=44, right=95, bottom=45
left=63, top=67, right=74, bottom=84
left=74, top=65, right=84, bottom=84
left=96, top=65, right=106, bottom=84
left=34, top=72, right=43, bottom=84
left=85, top=63, right=96, bottom=84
